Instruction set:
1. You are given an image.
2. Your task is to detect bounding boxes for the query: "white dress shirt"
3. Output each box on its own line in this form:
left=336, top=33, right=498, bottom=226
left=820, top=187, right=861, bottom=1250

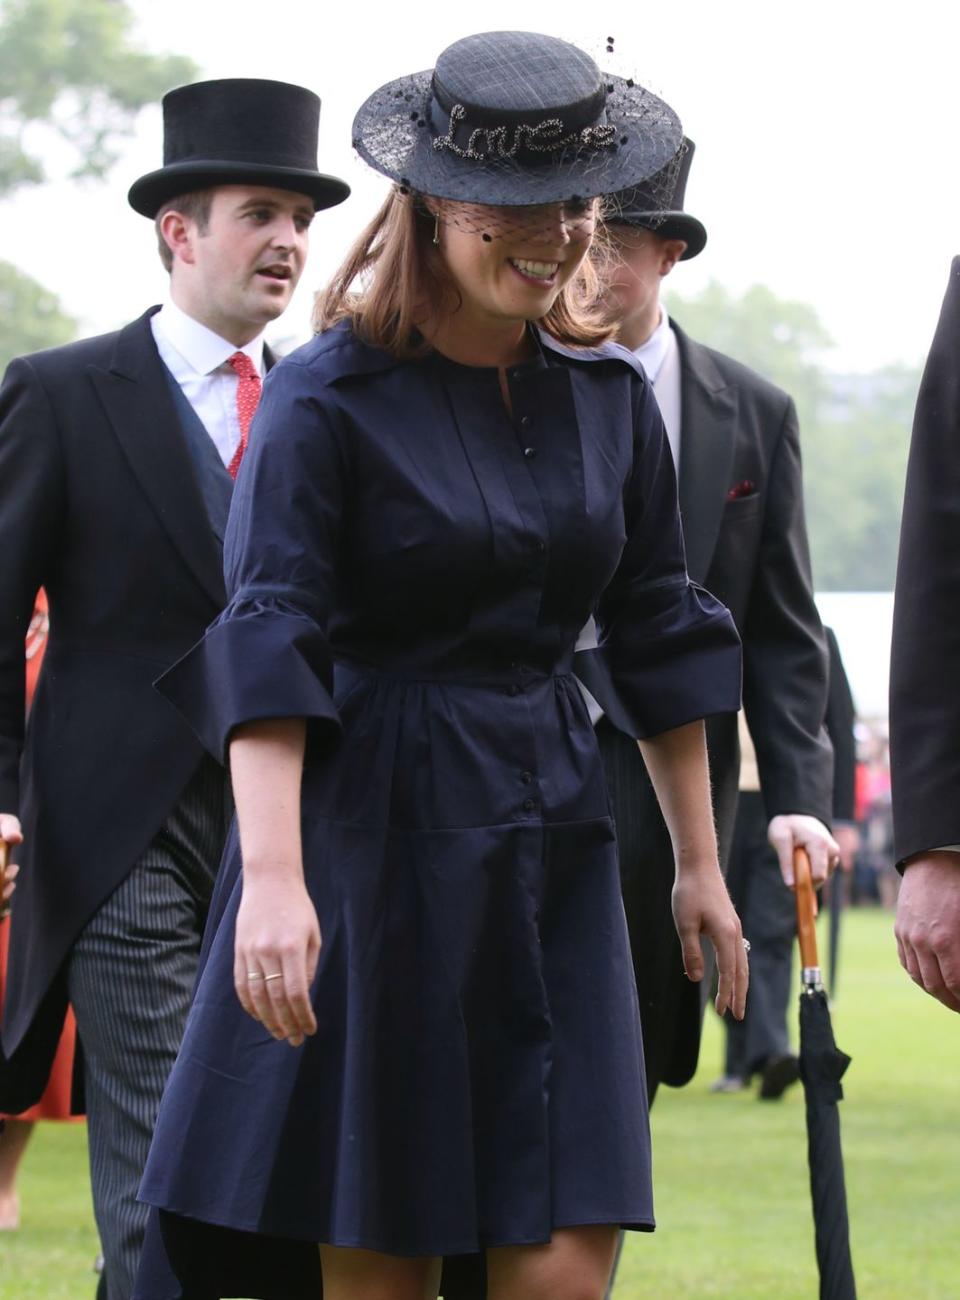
left=633, top=307, right=682, bottom=473
left=576, top=307, right=683, bottom=724
left=150, top=300, right=266, bottom=467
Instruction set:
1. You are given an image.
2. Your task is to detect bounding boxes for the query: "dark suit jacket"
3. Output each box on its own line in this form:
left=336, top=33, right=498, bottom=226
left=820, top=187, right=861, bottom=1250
left=620, top=319, right=832, bottom=1091
left=825, top=626, right=856, bottom=822
left=890, top=257, right=960, bottom=865
left=0, top=307, right=264, bottom=1108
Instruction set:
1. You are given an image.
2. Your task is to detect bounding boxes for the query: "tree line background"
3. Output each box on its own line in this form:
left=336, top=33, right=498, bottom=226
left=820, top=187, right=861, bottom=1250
left=0, top=0, right=917, bottom=593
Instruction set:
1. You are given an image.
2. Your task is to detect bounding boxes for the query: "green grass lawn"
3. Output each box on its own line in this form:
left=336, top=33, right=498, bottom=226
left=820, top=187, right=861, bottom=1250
left=617, top=906, right=960, bottom=1298
left=1, top=907, right=958, bottom=1298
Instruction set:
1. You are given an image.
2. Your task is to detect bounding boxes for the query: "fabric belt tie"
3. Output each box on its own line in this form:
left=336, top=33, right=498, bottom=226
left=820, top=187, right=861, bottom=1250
left=227, top=351, right=262, bottom=479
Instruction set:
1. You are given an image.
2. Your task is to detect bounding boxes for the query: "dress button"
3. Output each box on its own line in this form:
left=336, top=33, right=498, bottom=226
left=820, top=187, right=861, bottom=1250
left=519, top=414, right=533, bottom=429
left=521, top=770, right=533, bottom=784
left=522, top=797, right=536, bottom=812
left=523, top=446, right=538, bottom=459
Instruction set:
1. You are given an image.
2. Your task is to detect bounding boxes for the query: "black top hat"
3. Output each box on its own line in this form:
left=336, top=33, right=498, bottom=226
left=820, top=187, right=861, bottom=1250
left=352, top=31, right=683, bottom=207
left=609, top=138, right=706, bottom=260
left=128, top=78, right=350, bottom=218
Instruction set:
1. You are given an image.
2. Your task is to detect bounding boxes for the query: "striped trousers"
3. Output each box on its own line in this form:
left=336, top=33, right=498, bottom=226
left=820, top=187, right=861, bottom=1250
left=68, top=757, right=228, bottom=1300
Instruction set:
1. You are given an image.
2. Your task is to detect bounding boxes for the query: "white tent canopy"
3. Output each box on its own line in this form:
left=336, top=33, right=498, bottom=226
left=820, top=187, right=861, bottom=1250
left=815, top=592, right=894, bottom=722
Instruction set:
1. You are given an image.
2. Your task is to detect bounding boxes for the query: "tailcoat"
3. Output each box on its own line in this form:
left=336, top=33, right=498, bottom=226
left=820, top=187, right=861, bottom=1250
left=890, top=257, right=960, bottom=862
left=134, top=320, right=741, bottom=1297
left=0, top=309, right=252, bottom=1107
left=580, top=320, right=832, bottom=1096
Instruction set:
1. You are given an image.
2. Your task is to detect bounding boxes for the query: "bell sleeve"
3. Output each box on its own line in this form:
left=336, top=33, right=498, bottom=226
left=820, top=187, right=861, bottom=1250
left=575, top=375, right=742, bottom=738
left=155, top=358, right=347, bottom=763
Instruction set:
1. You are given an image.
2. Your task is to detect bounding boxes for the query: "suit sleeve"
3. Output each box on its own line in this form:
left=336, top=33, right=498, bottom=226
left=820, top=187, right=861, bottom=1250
left=156, top=359, right=346, bottom=763
left=890, top=257, right=960, bottom=864
left=575, top=375, right=742, bottom=738
left=0, top=358, right=65, bottom=812
left=741, top=395, right=833, bottom=825
left=824, top=626, right=856, bottom=822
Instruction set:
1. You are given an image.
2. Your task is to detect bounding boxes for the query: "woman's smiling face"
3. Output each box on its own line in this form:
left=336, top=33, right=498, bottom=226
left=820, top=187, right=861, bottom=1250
left=435, top=198, right=598, bottom=327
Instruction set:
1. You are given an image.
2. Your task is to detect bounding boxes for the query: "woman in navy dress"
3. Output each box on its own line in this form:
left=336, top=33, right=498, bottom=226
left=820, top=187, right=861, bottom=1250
left=136, top=32, right=748, bottom=1300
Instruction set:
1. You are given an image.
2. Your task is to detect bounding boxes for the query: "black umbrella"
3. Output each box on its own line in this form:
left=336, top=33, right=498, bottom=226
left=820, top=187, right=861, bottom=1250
left=794, top=848, right=857, bottom=1300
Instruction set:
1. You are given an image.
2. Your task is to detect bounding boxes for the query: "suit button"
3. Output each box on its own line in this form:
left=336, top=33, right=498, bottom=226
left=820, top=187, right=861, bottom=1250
left=523, top=446, right=537, bottom=459
left=521, top=770, right=533, bottom=784
left=522, top=798, right=536, bottom=812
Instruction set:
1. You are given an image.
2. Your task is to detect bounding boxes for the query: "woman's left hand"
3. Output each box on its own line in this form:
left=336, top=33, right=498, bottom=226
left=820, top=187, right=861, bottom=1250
left=672, top=863, right=748, bottom=1020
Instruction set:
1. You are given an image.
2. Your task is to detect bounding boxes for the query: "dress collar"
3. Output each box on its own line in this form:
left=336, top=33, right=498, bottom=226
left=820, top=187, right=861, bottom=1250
left=312, top=317, right=646, bottom=385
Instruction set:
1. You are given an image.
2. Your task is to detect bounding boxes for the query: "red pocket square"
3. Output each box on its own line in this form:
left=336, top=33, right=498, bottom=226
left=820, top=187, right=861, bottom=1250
left=726, top=479, right=757, bottom=501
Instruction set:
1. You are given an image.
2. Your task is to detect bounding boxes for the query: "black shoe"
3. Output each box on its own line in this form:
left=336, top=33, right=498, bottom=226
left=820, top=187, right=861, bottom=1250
left=758, top=1053, right=800, bottom=1100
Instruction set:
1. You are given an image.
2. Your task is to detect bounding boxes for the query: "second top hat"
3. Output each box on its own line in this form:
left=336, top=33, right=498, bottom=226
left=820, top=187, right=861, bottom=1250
left=128, top=78, right=350, bottom=218
left=611, top=138, right=706, bottom=259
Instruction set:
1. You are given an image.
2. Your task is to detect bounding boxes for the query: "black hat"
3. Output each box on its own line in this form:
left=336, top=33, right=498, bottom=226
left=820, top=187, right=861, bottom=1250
left=128, top=78, right=350, bottom=218
left=351, top=31, right=683, bottom=207
left=610, top=137, right=706, bottom=259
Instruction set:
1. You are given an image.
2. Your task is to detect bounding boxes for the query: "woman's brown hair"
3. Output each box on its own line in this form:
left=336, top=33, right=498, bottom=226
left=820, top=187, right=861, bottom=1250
left=313, top=190, right=615, bottom=357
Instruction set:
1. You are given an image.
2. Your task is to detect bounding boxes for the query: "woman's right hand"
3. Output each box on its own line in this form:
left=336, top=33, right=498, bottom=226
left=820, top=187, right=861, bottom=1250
left=233, top=872, right=321, bottom=1048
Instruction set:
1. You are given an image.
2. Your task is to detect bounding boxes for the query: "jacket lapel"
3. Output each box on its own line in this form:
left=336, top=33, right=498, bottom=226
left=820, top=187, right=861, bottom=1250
left=88, top=308, right=226, bottom=607
left=673, top=320, right=738, bottom=584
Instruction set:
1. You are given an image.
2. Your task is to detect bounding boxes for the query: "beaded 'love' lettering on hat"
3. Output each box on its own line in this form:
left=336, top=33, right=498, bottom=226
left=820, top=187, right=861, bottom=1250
left=432, top=103, right=618, bottom=163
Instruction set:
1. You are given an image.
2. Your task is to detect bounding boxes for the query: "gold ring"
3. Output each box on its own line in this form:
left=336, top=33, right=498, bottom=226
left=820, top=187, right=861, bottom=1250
left=246, top=972, right=263, bottom=981
left=263, top=973, right=284, bottom=982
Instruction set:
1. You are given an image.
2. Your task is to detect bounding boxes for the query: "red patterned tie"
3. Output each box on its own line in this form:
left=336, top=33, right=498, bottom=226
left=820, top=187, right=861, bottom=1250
left=226, top=351, right=262, bottom=479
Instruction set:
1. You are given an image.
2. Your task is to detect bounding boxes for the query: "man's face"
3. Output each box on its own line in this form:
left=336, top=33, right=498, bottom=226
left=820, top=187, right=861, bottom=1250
left=596, top=223, right=685, bottom=328
left=174, top=185, right=314, bottom=341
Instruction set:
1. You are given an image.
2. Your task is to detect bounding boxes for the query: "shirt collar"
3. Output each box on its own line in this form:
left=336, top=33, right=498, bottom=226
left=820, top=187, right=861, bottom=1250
left=153, top=298, right=265, bottom=377
left=632, top=305, right=673, bottom=383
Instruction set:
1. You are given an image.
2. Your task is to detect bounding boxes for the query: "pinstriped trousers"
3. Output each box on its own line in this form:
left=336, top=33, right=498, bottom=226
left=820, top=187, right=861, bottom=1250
left=68, top=756, right=228, bottom=1300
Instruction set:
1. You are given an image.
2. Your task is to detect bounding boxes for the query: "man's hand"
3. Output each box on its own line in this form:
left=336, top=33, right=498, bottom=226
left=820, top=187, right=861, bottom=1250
left=895, top=852, right=960, bottom=1013
left=0, top=813, right=23, bottom=916
left=768, top=814, right=839, bottom=888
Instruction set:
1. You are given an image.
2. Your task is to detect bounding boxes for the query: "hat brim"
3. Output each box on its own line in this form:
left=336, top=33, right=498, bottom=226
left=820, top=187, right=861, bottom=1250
left=352, top=70, right=682, bottom=207
left=128, top=160, right=350, bottom=218
left=609, top=209, right=707, bottom=260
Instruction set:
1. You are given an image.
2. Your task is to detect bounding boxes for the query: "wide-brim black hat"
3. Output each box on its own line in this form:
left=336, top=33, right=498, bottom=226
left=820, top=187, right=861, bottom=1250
left=129, top=78, right=350, bottom=218
left=352, top=31, right=683, bottom=207
left=609, top=136, right=706, bottom=259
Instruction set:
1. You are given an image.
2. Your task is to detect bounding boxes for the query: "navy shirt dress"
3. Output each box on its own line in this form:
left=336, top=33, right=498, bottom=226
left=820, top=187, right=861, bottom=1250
left=133, top=320, right=741, bottom=1298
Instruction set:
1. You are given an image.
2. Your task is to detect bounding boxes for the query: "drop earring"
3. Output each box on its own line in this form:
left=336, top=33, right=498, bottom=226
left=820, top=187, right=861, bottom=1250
left=433, top=211, right=441, bottom=246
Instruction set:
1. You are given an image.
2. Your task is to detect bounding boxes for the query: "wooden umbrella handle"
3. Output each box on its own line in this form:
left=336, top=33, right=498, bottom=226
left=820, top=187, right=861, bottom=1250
left=0, top=837, right=9, bottom=920
left=794, top=847, right=820, bottom=969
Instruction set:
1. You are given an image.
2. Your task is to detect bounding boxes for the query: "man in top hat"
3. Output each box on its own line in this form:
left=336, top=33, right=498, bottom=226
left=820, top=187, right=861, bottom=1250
left=0, top=78, right=348, bottom=1297
left=890, top=258, right=960, bottom=1014
left=581, top=139, right=837, bottom=1105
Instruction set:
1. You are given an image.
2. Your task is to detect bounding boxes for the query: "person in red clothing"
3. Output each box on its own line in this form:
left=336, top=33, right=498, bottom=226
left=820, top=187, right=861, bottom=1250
left=0, top=591, right=81, bottom=1232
